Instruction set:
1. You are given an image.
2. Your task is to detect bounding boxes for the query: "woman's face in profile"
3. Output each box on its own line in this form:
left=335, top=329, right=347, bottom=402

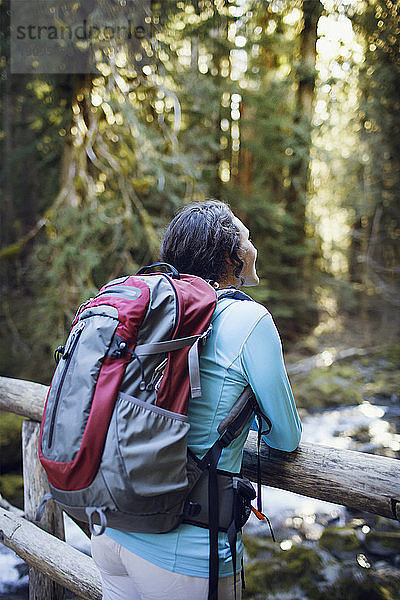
left=233, top=216, right=259, bottom=287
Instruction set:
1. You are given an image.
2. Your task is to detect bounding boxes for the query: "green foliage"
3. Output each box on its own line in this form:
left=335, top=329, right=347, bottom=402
left=0, top=473, right=24, bottom=509
left=7, top=0, right=399, bottom=382
left=0, top=412, right=23, bottom=472
left=223, top=1, right=322, bottom=336
left=0, top=411, right=23, bottom=509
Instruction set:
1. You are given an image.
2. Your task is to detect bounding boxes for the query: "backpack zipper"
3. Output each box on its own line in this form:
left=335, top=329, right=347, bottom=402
left=136, top=273, right=180, bottom=333
left=47, top=321, right=86, bottom=449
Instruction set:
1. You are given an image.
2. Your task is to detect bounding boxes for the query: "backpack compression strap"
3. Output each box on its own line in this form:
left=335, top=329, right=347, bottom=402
left=132, top=326, right=212, bottom=398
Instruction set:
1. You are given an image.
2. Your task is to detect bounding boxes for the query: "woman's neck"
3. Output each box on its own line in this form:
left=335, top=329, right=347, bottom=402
left=217, top=274, right=240, bottom=289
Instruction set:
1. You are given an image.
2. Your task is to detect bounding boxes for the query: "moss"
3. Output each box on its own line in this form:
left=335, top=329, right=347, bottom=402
left=293, top=364, right=364, bottom=409
left=243, top=561, right=278, bottom=598
left=242, top=527, right=400, bottom=600
left=375, top=517, right=400, bottom=533
left=365, top=531, right=400, bottom=553
left=362, top=369, right=400, bottom=399
left=0, top=411, right=23, bottom=472
left=0, top=472, right=24, bottom=508
left=374, top=567, right=400, bottom=600
left=360, top=357, right=373, bottom=367
left=278, top=545, right=323, bottom=580
left=381, top=344, right=400, bottom=365
left=361, top=348, right=400, bottom=399
left=243, top=540, right=324, bottom=598
left=323, top=569, right=399, bottom=600
left=319, top=527, right=361, bottom=554
left=0, top=411, right=24, bottom=508
left=242, top=534, right=275, bottom=560
left=289, top=342, right=400, bottom=411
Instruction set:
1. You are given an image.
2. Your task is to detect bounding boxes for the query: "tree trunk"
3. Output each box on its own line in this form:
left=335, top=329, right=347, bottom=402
left=287, top=0, right=322, bottom=255
left=237, top=102, right=253, bottom=195
left=2, top=0, right=14, bottom=245
left=21, top=94, right=38, bottom=232
left=285, top=0, right=322, bottom=332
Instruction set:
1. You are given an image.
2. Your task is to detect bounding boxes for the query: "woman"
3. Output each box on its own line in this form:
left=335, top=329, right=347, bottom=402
left=91, top=200, right=302, bottom=600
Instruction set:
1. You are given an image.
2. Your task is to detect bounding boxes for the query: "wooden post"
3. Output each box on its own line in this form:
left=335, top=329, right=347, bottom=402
left=22, top=420, right=66, bottom=600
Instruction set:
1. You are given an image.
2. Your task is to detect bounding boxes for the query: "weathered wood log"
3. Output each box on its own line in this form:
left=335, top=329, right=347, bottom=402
left=22, top=420, right=66, bottom=600
left=0, top=375, right=399, bottom=521
left=244, top=433, right=400, bottom=521
left=0, top=376, right=46, bottom=421
left=0, top=507, right=101, bottom=600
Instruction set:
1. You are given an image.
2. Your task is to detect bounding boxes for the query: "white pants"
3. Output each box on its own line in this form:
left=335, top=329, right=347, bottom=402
left=91, top=534, right=242, bottom=600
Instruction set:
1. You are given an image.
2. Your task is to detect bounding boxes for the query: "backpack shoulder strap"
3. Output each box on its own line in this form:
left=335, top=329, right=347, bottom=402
left=216, top=287, right=254, bottom=302
left=197, top=385, right=271, bottom=600
left=199, top=289, right=269, bottom=600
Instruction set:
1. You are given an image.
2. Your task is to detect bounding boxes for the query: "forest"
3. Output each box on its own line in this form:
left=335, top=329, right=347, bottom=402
left=0, top=0, right=399, bottom=598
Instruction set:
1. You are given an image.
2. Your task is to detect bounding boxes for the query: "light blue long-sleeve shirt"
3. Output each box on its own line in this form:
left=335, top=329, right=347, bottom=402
left=106, top=297, right=302, bottom=577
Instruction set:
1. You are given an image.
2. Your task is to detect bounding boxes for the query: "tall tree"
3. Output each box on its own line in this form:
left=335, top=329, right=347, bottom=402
left=223, top=0, right=323, bottom=336
left=286, top=0, right=323, bottom=270
left=349, top=0, right=400, bottom=330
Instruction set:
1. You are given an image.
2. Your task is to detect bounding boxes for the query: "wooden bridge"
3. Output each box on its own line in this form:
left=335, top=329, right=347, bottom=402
left=0, top=375, right=399, bottom=599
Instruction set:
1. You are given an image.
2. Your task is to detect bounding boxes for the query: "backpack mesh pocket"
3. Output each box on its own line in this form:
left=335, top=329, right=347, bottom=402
left=111, top=392, right=190, bottom=497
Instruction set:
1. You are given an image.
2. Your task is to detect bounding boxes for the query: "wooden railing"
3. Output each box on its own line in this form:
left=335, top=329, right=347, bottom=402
left=0, top=375, right=399, bottom=599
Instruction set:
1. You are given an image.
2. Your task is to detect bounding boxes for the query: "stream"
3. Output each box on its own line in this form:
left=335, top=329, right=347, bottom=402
left=1, top=395, right=399, bottom=598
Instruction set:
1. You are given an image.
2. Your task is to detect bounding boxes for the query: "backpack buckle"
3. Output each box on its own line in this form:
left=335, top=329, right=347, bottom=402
left=218, top=428, right=235, bottom=448
left=184, top=501, right=201, bottom=517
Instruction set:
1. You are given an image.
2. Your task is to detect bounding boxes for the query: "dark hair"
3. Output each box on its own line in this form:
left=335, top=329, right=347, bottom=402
left=160, top=200, right=243, bottom=282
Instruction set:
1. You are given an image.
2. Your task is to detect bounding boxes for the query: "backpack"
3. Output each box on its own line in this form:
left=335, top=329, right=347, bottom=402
left=38, top=263, right=271, bottom=600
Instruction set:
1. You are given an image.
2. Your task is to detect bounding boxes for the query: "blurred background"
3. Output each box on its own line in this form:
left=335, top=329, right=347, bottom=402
left=0, top=0, right=399, bottom=598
